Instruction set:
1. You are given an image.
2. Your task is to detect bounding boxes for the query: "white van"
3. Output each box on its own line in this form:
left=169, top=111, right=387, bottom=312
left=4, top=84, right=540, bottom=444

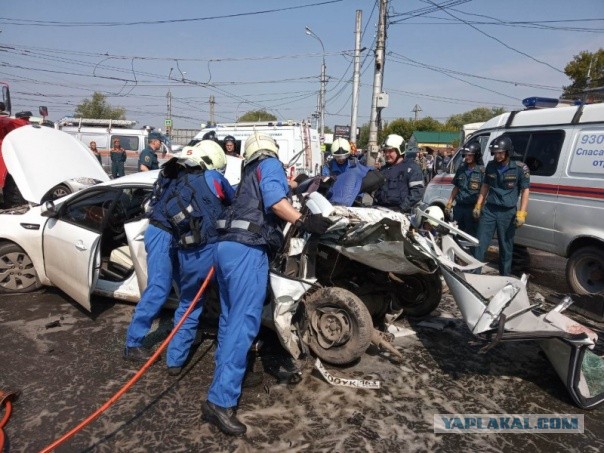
left=190, top=121, right=322, bottom=177
left=422, top=98, right=604, bottom=295
left=57, top=118, right=175, bottom=174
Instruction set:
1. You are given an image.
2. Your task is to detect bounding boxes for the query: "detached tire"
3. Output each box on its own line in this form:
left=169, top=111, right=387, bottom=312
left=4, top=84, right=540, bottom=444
left=305, top=287, right=373, bottom=365
left=0, top=243, right=42, bottom=293
left=393, top=272, right=442, bottom=317
left=566, top=246, right=604, bottom=295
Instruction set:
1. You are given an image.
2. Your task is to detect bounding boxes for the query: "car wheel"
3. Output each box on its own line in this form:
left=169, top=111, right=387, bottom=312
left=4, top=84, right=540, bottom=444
left=566, top=246, right=604, bottom=295
left=0, top=243, right=42, bottom=293
left=304, top=287, right=373, bottom=366
left=392, top=272, right=442, bottom=317
left=44, top=183, right=71, bottom=202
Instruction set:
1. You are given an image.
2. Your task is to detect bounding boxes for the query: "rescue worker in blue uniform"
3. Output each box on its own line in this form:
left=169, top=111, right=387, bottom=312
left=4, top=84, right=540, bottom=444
left=110, top=138, right=127, bottom=178
left=124, top=149, right=181, bottom=362
left=202, top=133, right=331, bottom=436
left=373, top=134, right=425, bottom=213
left=322, top=138, right=354, bottom=176
left=165, top=141, right=234, bottom=376
left=445, top=141, right=485, bottom=238
left=473, top=135, right=530, bottom=276
left=138, top=131, right=162, bottom=172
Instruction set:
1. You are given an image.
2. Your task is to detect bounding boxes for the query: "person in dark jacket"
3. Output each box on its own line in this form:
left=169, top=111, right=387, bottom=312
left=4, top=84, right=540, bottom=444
left=373, top=134, right=424, bottom=213
left=110, top=138, right=127, bottom=178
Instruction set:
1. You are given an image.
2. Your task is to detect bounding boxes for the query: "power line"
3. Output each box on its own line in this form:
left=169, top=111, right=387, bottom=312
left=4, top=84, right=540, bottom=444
left=0, top=1, right=344, bottom=27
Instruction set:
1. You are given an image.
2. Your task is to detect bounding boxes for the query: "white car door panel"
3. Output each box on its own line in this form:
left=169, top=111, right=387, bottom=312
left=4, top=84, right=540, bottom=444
left=125, top=218, right=149, bottom=294
left=43, top=218, right=100, bottom=311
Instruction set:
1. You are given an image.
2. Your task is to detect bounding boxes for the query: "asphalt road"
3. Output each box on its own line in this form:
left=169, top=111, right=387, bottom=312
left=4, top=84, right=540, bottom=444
left=0, top=249, right=602, bottom=452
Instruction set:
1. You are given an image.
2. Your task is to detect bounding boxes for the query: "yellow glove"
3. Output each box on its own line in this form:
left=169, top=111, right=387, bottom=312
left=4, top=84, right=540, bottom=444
left=472, top=204, right=481, bottom=220
left=445, top=202, right=453, bottom=218
left=515, top=210, right=527, bottom=228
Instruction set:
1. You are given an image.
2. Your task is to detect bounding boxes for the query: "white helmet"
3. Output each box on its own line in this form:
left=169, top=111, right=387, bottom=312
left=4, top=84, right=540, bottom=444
left=423, top=205, right=444, bottom=227
left=383, top=134, right=405, bottom=155
left=244, top=133, right=279, bottom=161
left=178, top=140, right=226, bottom=171
left=331, top=138, right=351, bottom=159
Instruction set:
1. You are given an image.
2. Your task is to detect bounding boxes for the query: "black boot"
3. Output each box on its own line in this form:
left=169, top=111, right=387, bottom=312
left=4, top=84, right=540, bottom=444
left=202, top=401, right=247, bottom=436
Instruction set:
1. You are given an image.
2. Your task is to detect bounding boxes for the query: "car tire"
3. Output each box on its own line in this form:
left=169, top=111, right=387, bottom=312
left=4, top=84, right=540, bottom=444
left=305, top=287, right=373, bottom=366
left=566, top=246, right=604, bottom=295
left=0, top=243, right=42, bottom=293
left=42, top=184, right=72, bottom=202
left=393, top=272, right=442, bottom=318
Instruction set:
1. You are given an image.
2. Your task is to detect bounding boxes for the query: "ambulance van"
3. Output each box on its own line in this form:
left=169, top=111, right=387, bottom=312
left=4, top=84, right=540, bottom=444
left=422, top=98, right=604, bottom=295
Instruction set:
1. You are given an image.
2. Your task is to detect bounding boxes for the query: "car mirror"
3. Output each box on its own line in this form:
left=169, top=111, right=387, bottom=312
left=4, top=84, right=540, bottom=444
left=41, top=200, right=58, bottom=217
left=541, top=338, right=604, bottom=409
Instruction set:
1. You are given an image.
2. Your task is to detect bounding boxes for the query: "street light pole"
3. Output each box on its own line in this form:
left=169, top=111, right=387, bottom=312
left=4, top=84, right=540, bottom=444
left=305, top=26, right=326, bottom=141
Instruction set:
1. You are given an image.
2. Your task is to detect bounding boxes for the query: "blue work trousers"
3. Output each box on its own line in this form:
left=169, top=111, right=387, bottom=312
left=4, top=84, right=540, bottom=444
left=474, top=204, right=517, bottom=276
left=453, top=203, right=478, bottom=238
left=166, top=244, right=215, bottom=367
left=125, top=224, right=178, bottom=347
left=207, top=241, right=268, bottom=408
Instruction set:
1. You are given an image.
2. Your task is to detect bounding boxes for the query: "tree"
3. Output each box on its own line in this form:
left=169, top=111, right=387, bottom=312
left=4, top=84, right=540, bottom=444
left=445, top=107, right=506, bottom=131
left=74, top=92, right=126, bottom=119
left=237, top=110, right=277, bottom=122
left=562, top=49, right=604, bottom=101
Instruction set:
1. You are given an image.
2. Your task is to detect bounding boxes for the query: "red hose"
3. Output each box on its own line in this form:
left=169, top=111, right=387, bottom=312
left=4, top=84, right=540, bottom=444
left=39, top=266, right=215, bottom=453
left=0, top=401, right=13, bottom=452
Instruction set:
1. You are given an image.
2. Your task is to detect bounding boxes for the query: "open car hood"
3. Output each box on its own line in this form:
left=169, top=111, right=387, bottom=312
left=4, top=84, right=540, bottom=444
left=2, top=125, right=109, bottom=204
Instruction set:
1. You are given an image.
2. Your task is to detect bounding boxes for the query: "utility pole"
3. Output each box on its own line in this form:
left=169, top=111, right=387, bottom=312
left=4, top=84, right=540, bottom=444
left=305, top=26, right=327, bottom=142
left=412, top=104, right=422, bottom=121
left=350, top=9, right=362, bottom=144
left=166, top=90, right=172, bottom=136
left=367, top=0, right=388, bottom=166
left=209, top=95, right=215, bottom=126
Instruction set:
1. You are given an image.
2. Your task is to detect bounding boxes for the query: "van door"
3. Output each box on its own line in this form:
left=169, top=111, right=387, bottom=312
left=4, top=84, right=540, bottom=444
left=506, top=130, right=565, bottom=250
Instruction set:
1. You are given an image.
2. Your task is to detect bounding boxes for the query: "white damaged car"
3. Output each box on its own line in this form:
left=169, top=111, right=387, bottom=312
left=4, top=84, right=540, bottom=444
left=0, top=125, right=156, bottom=310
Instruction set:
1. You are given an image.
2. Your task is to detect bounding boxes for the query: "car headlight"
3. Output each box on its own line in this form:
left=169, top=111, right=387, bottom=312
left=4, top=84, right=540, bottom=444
left=73, top=177, right=98, bottom=185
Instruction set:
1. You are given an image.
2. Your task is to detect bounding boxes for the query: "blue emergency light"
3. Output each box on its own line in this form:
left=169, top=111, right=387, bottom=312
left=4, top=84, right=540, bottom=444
left=522, top=97, right=560, bottom=109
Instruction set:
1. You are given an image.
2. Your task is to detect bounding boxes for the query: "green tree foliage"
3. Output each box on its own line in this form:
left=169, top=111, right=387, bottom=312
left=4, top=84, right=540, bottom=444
left=562, top=49, right=604, bottom=100
left=445, top=107, right=506, bottom=131
left=74, top=92, right=125, bottom=119
left=237, top=110, right=277, bottom=122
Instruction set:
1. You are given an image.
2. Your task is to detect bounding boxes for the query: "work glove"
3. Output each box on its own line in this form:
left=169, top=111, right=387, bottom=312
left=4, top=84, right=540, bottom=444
left=444, top=202, right=453, bottom=218
left=515, top=210, right=527, bottom=228
left=472, top=204, right=482, bottom=221
left=296, top=214, right=332, bottom=235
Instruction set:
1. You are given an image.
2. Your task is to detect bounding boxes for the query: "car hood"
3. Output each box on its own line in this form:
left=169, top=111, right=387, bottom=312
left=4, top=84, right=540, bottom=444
left=2, top=125, right=109, bottom=204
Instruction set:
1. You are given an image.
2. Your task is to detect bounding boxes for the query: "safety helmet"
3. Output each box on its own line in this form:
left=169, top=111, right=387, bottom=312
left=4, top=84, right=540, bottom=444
left=331, top=138, right=351, bottom=159
left=224, top=135, right=236, bottom=145
left=423, top=205, right=444, bottom=227
left=177, top=140, right=227, bottom=171
left=382, top=134, right=405, bottom=155
left=202, top=130, right=218, bottom=142
left=244, top=132, right=279, bottom=162
left=489, top=135, right=514, bottom=156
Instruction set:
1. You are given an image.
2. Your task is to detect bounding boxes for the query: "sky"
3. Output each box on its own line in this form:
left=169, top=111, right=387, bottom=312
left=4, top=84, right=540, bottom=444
left=1, top=0, right=602, bottom=133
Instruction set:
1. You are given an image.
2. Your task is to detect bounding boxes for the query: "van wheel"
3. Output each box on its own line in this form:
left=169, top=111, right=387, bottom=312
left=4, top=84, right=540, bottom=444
left=566, top=246, right=604, bottom=295
left=305, top=287, right=373, bottom=365
left=0, top=243, right=42, bottom=293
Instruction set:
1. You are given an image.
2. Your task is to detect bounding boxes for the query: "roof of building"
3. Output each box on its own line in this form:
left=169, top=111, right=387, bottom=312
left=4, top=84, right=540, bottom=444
left=410, top=131, right=458, bottom=144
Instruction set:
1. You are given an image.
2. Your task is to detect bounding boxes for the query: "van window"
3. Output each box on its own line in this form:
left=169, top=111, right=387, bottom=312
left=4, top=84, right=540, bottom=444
left=112, top=135, right=139, bottom=152
left=505, top=130, right=564, bottom=176
left=569, top=129, right=604, bottom=177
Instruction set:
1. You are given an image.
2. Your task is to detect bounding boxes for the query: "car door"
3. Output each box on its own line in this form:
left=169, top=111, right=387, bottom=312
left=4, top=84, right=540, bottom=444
left=124, top=217, right=149, bottom=294
left=43, top=188, right=121, bottom=311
